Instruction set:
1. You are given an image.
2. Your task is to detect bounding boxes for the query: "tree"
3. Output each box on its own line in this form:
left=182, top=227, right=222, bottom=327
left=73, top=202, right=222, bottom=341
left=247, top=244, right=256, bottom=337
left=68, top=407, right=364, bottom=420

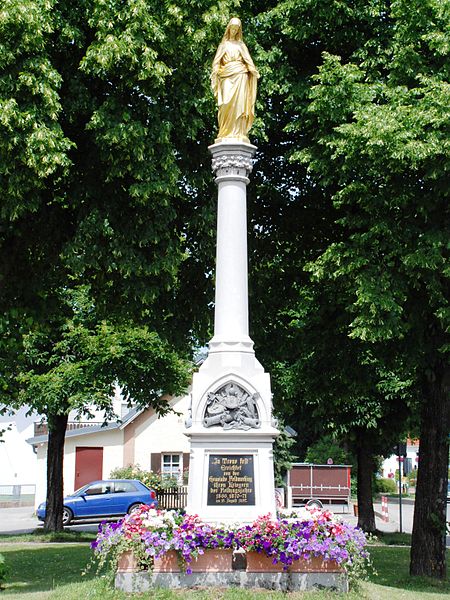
left=279, top=1, right=449, bottom=577
left=6, top=287, right=190, bottom=531
left=266, top=280, right=416, bottom=533
left=241, top=1, right=447, bottom=560
left=305, top=435, right=352, bottom=466
left=0, top=0, right=226, bottom=530
left=272, top=416, right=298, bottom=488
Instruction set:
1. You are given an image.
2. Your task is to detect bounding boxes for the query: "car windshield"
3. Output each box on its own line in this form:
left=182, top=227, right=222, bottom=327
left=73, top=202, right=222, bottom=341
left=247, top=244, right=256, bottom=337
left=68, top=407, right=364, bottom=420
left=68, top=484, right=91, bottom=497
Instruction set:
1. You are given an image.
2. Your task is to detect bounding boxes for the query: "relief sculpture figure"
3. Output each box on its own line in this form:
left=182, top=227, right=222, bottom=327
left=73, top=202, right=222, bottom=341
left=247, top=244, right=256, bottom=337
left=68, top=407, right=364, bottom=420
left=211, top=17, right=260, bottom=143
left=203, top=382, right=260, bottom=430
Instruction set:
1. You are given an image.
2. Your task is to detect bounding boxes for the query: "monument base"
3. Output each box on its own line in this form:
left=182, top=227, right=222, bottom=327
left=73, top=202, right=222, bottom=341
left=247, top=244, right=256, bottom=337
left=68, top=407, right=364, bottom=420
left=185, top=430, right=278, bottom=524
left=115, top=570, right=348, bottom=593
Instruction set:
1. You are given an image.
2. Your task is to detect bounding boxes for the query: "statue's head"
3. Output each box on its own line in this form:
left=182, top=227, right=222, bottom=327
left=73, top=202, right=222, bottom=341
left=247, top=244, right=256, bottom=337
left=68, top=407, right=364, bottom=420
left=224, top=17, right=243, bottom=42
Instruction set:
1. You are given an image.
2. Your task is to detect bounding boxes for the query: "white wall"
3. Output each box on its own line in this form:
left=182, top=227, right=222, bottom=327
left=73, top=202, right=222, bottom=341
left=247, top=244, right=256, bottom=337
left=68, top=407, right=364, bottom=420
left=381, top=444, right=419, bottom=482
left=35, top=445, right=48, bottom=507
left=0, top=407, right=38, bottom=486
left=133, top=395, right=190, bottom=471
left=34, top=428, right=124, bottom=507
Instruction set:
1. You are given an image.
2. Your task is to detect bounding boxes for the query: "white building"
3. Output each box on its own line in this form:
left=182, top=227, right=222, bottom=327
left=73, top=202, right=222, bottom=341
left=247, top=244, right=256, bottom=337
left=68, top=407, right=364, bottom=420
left=381, top=439, right=419, bottom=485
left=0, top=406, right=38, bottom=488
left=26, top=392, right=191, bottom=507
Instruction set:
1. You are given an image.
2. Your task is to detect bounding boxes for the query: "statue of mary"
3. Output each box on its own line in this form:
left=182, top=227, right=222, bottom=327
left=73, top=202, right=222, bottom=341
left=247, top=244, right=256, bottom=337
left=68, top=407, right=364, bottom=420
left=211, top=18, right=260, bottom=143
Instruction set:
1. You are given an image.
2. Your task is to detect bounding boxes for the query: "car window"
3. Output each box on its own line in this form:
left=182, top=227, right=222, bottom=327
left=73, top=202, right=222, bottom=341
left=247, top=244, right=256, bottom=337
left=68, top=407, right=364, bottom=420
left=70, top=484, right=90, bottom=496
left=84, top=483, right=112, bottom=495
left=114, top=482, right=137, bottom=493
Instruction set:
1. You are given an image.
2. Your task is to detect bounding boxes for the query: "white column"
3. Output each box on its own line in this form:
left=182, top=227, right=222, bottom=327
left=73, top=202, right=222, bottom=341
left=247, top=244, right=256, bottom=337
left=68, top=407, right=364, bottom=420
left=184, top=140, right=279, bottom=524
left=208, top=141, right=256, bottom=353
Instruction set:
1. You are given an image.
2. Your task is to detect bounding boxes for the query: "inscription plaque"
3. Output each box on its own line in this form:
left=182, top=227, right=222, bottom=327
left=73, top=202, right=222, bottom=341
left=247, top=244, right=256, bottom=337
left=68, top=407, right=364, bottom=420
left=207, top=454, right=255, bottom=505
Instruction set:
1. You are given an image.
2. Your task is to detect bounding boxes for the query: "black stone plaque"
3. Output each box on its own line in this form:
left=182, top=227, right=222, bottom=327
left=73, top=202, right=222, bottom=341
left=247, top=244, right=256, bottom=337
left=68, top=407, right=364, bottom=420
left=207, top=454, right=255, bottom=505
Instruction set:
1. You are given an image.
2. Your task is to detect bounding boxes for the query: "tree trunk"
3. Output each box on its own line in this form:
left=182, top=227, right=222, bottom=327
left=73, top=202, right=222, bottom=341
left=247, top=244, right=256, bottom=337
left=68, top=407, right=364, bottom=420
left=356, top=432, right=377, bottom=533
left=410, top=365, right=450, bottom=578
left=43, top=412, right=68, bottom=532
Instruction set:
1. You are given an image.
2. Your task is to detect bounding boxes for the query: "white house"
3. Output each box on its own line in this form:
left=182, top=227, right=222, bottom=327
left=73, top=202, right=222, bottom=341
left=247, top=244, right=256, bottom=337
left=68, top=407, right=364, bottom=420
left=26, top=392, right=192, bottom=507
left=0, top=406, right=39, bottom=489
left=381, top=439, right=419, bottom=487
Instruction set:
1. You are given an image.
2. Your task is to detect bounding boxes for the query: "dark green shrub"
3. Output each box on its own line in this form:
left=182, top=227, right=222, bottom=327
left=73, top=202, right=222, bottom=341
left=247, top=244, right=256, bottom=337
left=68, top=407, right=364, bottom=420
left=0, top=553, right=8, bottom=589
left=109, top=464, right=180, bottom=491
left=374, top=477, right=397, bottom=494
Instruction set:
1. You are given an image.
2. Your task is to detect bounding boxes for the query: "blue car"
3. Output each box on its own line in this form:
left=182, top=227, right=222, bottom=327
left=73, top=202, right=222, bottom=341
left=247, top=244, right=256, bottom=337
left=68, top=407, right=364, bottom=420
left=37, top=479, right=158, bottom=525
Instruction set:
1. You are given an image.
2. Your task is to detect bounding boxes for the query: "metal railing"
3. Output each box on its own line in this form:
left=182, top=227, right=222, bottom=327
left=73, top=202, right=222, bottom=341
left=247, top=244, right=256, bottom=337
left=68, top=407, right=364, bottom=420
left=0, top=484, right=36, bottom=507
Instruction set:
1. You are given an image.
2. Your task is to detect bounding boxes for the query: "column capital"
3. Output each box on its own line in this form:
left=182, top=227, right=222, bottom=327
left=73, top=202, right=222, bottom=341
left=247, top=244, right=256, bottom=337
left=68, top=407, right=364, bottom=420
left=208, top=141, right=257, bottom=184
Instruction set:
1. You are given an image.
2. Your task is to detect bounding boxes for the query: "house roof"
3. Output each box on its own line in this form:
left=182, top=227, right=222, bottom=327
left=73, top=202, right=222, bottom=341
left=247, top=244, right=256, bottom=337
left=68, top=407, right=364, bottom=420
left=26, top=406, right=145, bottom=446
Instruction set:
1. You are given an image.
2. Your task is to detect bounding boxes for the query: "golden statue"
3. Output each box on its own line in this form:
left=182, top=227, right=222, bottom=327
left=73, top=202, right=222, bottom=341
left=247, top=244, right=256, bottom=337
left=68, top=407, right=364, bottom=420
left=211, top=17, right=260, bottom=143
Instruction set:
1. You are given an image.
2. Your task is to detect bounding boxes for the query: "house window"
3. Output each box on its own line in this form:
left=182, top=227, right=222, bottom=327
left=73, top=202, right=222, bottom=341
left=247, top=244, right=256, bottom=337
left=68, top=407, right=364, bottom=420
left=162, top=453, right=182, bottom=480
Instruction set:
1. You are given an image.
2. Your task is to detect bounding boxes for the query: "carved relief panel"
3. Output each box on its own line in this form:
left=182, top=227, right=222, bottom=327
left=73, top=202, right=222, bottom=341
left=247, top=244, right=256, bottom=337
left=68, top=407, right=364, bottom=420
left=203, top=382, right=260, bottom=430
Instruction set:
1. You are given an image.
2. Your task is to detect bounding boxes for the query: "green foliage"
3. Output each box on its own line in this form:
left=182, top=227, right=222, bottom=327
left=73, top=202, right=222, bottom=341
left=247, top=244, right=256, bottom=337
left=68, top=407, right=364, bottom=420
left=374, top=478, right=397, bottom=495
left=8, top=286, right=191, bottom=421
left=0, top=553, right=9, bottom=589
left=305, top=435, right=352, bottom=466
left=109, top=464, right=182, bottom=491
left=272, top=419, right=298, bottom=487
left=0, top=0, right=447, bottom=572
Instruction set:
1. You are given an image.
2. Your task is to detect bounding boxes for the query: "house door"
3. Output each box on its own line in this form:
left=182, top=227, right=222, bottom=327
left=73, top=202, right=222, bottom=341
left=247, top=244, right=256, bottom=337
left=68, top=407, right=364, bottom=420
left=74, top=447, right=103, bottom=490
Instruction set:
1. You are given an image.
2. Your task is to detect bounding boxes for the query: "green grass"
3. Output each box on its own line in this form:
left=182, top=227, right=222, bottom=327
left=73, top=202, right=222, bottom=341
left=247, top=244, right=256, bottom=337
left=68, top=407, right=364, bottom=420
left=370, top=531, right=412, bottom=546
left=366, top=546, right=450, bottom=599
left=0, top=542, right=448, bottom=599
left=0, top=530, right=96, bottom=544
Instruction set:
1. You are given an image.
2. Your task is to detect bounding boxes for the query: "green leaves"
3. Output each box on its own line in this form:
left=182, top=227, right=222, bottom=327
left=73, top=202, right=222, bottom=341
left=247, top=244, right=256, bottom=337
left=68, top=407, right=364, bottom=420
left=14, top=286, right=191, bottom=419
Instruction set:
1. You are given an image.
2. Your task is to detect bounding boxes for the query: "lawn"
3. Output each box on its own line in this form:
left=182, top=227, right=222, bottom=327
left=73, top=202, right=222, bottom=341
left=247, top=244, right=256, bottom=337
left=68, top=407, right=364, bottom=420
left=0, top=540, right=449, bottom=600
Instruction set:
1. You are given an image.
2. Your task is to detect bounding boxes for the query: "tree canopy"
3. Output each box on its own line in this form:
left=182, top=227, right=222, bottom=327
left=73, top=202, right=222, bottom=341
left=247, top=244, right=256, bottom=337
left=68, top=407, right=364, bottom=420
left=0, top=0, right=448, bottom=575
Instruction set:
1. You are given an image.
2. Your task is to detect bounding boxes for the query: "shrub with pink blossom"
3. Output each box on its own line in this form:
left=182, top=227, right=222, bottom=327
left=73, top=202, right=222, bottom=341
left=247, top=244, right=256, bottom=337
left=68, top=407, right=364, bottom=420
left=90, top=506, right=369, bottom=583
left=171, top=514, right=236, bottom=573
left=235, top=507, right=369, bottom=581
left=90, top=505, right=182, bottom=572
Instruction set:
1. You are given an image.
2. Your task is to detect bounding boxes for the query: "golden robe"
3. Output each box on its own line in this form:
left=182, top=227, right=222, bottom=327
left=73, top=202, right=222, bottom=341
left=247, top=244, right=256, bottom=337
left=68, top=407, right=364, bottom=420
left=211, top=40, right=259, bottom=142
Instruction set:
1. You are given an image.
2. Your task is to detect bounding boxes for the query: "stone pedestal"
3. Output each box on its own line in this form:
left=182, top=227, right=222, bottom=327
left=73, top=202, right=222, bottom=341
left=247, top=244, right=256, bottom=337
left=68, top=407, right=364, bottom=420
left=116, top=570, right=349, bottom=593
left=185, top=141, right=279, bottom=524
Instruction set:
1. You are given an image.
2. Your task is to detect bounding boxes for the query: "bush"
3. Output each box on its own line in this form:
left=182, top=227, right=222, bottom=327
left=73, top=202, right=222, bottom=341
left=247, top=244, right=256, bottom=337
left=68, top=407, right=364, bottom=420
left=305, top=435, right=352, bottom=465
left=0, top=553, right=8, bottom=589
left=374, top=477, right=397, bottom=494
left=109, top=465, right=180, bottom=492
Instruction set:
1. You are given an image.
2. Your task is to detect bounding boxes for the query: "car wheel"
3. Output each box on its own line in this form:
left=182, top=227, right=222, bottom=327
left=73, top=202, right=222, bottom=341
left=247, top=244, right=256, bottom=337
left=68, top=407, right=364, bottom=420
left=306, top=499, right=323, bottom=509
left=127, top=503, right=143, bottom=515
left=62, top=507, right=73, bottom=525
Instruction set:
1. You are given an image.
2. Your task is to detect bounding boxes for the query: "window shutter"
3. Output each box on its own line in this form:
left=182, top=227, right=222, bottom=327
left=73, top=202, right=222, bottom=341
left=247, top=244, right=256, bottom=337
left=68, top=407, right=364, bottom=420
left=183, top=453, right=190, bottom=475
left=150, top=453, right=161, bottom=474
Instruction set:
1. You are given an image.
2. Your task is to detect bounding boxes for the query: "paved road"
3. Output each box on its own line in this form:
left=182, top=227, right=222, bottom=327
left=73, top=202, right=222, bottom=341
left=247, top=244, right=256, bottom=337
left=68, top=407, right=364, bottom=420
left=0, top=506, right=103, bottom=535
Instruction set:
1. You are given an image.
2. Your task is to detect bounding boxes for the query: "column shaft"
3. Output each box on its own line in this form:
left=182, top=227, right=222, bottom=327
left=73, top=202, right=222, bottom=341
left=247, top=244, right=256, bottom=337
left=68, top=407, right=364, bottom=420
left=214, top=178, right=248, bottom=340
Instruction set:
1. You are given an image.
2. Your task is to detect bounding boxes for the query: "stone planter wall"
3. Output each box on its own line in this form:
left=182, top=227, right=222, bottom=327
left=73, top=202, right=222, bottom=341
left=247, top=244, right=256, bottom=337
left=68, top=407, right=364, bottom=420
left=153, top=551, right=180, bottom=573
left=189, top=549, right=233, bottom=572
left=116, top=550, right=140, bottom=573
left=115, top=550, right=348, bottom=593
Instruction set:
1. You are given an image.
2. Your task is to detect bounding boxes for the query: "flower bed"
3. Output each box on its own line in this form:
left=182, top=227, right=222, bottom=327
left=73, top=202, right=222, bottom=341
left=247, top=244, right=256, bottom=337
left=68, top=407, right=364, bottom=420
left=91, top=505, right=368, bottom=584
left=236, top=509, right=368, bottom=572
